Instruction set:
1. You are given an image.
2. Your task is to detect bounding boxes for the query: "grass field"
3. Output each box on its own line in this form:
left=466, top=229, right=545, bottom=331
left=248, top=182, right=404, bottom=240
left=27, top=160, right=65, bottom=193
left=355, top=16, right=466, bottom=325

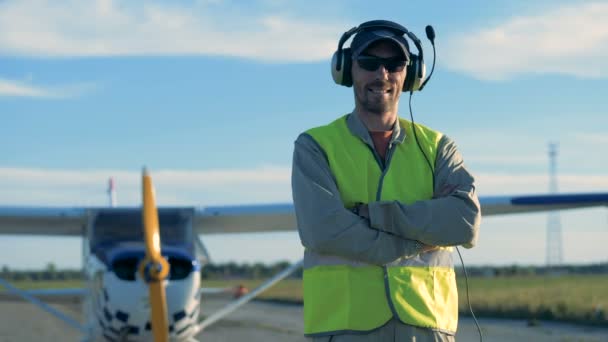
left=203, top=274, right=608, bottom=326
left=457, top=274, right=608, bottom=326
left=3, top=275, right=607, bottom=326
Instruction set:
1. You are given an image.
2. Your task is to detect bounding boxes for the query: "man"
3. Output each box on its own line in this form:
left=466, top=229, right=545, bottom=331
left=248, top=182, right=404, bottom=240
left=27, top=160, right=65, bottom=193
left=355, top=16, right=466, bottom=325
left=291, top=20, right=481, bottom=341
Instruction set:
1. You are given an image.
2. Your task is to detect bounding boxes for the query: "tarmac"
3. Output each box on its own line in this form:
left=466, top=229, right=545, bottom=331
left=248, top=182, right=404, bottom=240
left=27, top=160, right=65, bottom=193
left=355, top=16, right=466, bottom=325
left=1, top=296, right=607, bottom=341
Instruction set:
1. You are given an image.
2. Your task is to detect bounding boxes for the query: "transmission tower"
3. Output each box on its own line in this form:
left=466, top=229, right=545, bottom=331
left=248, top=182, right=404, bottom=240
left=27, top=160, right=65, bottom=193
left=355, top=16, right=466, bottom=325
left=546, top=143, right=563, bottom=266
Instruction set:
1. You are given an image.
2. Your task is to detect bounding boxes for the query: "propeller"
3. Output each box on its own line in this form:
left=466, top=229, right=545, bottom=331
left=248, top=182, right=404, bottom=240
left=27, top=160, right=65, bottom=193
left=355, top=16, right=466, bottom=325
left=138, top=168, right=170, bottom=342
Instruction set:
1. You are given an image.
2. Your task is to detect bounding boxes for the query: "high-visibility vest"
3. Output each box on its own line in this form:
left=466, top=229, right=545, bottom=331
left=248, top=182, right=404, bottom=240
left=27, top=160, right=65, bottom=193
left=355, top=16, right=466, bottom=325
left=303, top=114, right=458, bottom=336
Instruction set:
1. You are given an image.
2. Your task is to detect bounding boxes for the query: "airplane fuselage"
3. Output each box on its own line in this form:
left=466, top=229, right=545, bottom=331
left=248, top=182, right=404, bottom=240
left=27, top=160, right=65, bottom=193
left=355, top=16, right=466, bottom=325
left=83, top=244, right=202, bottom=341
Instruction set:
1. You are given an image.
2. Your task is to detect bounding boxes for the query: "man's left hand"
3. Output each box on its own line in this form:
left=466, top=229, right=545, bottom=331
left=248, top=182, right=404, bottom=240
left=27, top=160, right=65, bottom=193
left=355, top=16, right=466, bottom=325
left=354, top=203, right=370, bottom=219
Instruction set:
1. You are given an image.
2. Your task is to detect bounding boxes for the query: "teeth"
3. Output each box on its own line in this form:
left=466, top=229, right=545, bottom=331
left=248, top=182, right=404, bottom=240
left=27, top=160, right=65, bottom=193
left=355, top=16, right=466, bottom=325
left=369, top=88, right=390, bottom=94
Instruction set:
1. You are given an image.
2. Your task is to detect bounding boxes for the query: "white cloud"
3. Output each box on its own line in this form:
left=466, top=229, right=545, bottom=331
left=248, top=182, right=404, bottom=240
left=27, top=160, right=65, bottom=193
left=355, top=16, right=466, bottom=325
left=0, top=166, right=292, bottom=206
left=0, top=77, right=95, bottom=98
left=1, top=166, right=606, bottom=208
left=0, top=0, right=343, bottom=61
left=476, top=172, right=608, bottom=194
left=443, top=2, right=608, bottom=80
left=466, top=154, right=546, bottom=166
left=572, top=132, right=608, bottom=145
left=0, top=79, right=50, bottom=97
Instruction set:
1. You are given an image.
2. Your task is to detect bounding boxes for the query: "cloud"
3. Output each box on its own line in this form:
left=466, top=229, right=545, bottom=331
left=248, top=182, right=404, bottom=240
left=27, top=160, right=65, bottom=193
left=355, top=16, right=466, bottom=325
left=0, top=79, right=51, bottom=97
left=0, top=77, right=95, bottom=98
left=0, top=0, right=343, bottom=61
left=0, top=166, right=292, bottom=206
left=572, top=132, right=608, bottom=145
left=1, top=166, right=606, bottom=207
left=476, top=172, right=608, bottom=194
left=443, top=2, right=608, bottom=80
left=466, top=154, right=546, bottom=166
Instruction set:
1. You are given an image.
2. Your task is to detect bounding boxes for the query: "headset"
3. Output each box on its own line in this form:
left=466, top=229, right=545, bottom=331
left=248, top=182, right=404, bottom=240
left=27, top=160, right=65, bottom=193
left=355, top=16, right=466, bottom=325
left=331, top=20, right=427, bottom=92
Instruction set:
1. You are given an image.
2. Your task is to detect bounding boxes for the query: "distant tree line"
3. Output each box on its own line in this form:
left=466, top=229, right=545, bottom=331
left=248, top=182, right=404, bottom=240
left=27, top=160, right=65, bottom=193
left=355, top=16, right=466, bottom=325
left=2, top=261, right=607, bottom=282
left=200, top=261, right=302, bottom=279
left=455, top=262, right=608, bottom=277
left=1, top=263, right=83, bottom=282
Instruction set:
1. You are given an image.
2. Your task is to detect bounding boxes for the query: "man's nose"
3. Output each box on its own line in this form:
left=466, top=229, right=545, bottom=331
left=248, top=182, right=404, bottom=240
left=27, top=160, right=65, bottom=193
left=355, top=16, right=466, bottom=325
left=375, top=64, right=390, bottom=78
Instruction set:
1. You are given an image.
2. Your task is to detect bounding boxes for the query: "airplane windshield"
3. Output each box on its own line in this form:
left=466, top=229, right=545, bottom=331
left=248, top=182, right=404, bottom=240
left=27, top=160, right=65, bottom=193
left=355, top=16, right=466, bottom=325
left=91, top=209, right=193, bottom=248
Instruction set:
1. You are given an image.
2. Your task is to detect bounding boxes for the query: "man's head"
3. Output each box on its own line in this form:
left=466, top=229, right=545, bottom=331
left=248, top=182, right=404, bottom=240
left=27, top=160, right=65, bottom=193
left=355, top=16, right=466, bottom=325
left=350, top=29, right=410, bottom=117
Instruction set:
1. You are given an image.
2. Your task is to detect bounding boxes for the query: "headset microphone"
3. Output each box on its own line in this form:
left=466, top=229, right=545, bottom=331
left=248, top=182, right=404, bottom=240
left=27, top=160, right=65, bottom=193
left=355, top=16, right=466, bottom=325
left=418, top=25, right=436, bottom=91
left=425, top=25, right=436, bottom=43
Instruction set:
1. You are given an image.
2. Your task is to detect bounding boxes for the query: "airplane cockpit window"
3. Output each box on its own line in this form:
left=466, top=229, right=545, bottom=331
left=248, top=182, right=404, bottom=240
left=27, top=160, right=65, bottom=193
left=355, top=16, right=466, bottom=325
left=90, top=209, right=193, bottom=250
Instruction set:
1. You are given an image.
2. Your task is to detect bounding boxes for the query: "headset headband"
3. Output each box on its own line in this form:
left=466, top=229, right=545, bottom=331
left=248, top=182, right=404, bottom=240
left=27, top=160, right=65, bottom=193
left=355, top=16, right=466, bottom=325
left=336, top=20, right=424, bottom=78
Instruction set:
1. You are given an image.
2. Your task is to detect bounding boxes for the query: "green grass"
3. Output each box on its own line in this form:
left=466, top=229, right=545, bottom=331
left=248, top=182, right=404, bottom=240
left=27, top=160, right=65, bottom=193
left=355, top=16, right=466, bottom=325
left=0, top=280, right=83, bottom=291
left=3, top=275, right=607, bottom=326
left=456, top=274, right=608, bottom=325
left=204, top=279, right=303, bottom=303
left=206, top=275, right=608, bottom=326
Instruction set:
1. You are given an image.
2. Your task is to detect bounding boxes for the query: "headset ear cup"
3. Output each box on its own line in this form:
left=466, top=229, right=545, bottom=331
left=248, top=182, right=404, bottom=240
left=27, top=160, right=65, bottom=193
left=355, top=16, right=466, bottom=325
left=341, top=48, right=353, bottom=87
left=331, top=51, right=343, bottom=85
left=403, top=54, right=418, bottom=92
left=403, top=55, right=427, bottom=92
left=414, top=61, right=426, bottom=91
left=331, top=48, right=353, bottom=87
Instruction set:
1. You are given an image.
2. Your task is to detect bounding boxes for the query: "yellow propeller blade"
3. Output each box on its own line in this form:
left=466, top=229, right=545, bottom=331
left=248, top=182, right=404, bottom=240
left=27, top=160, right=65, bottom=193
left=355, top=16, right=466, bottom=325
left=140, top=168, right=170, bottom=342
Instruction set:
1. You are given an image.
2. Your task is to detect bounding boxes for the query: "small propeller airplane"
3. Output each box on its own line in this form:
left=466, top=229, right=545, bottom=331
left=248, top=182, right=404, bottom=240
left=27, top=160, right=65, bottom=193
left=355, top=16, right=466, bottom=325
left=0, top=168, right=607, bottom=341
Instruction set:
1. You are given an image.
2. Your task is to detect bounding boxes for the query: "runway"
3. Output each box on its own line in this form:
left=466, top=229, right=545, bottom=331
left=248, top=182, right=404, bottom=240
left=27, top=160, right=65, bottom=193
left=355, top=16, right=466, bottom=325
left=1, top=297, right=606, bottom=341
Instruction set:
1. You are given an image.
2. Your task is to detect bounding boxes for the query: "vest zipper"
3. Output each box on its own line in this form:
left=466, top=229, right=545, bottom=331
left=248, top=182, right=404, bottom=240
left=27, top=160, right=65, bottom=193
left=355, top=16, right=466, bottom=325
left=376, top=142, right=402, bottom=319
left=376, top=142, right=397, bottom=200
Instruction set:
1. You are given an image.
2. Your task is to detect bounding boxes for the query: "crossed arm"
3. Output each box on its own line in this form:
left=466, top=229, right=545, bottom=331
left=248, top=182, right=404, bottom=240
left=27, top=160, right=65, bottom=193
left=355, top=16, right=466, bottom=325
left=291, top=133, right=480, bottom=266
left=363, top=136, right=481, bottom=248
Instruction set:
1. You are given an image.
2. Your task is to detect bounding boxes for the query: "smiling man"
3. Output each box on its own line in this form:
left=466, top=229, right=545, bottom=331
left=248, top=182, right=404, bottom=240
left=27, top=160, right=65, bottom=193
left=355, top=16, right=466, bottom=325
left=291, top=20, right=481, bottom=341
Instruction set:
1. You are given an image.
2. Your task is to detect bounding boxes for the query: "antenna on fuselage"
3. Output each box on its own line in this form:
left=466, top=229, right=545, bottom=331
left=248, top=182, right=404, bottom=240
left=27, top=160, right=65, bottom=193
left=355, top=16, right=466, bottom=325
left=108, top=177, right=117, bottom=207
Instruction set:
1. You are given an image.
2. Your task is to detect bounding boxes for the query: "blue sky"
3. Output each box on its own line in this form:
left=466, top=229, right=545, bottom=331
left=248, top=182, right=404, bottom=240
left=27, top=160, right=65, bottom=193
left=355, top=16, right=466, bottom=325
left=1, top=0, right=607, bottom=269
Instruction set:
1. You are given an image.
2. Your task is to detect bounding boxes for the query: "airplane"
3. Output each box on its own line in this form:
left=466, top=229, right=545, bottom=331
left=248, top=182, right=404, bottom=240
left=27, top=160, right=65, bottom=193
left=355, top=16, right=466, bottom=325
left=0, top=169, right=607, bottom=341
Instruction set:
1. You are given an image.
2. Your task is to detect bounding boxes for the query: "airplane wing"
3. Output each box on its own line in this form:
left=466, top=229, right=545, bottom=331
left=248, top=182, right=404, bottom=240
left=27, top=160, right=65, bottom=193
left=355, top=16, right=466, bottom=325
left=193, top=204, right=296, bottom=234
left=479, top=192, right=608, bottom=216
left=1, top=192, right=607, bottom=236
left=0, top=207, right=88, bottom=236
left=192, top=192, right=608, bottom=234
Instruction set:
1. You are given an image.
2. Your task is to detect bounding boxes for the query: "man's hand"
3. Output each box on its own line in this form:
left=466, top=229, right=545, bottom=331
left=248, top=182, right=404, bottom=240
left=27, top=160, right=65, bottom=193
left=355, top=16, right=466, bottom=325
left=420, top=244, right=440, bottom=253
left=354, top=203, right=370, bottom=219
left=354, top=203, right=438, bottom=254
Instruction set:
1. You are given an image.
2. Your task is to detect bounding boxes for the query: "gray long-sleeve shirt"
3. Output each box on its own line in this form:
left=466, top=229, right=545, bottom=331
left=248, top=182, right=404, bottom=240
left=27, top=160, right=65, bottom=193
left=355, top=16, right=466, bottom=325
left=291, top=113, right=481, bottom=266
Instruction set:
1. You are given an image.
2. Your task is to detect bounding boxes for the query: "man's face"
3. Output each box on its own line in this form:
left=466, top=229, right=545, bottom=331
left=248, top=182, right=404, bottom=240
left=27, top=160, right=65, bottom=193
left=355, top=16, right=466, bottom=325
left=352, top=40, right=407, bottom=116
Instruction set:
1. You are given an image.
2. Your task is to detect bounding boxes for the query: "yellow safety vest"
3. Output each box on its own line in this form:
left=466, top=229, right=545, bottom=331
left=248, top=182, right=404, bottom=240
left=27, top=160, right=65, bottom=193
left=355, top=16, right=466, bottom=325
left=303, top=114, right=458, bottom=335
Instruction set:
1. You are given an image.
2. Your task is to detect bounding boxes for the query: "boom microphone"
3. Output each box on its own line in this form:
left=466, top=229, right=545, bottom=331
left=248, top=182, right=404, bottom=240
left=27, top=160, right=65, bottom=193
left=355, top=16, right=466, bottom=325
left=425, top=25, right=436, bottom=44
left=418, top=25, right=436, bottom=91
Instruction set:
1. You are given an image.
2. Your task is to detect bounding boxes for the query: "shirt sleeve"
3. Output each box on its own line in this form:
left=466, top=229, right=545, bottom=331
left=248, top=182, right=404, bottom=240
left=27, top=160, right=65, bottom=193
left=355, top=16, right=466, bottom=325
left=291, top=133, right=425, bottom=265
left=367, top=135, right=481, bottom=248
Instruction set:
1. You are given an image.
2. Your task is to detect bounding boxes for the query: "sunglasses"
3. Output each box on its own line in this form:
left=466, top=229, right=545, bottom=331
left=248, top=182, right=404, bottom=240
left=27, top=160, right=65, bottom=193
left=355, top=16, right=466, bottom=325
left=356, top=55, right=409, bottom=73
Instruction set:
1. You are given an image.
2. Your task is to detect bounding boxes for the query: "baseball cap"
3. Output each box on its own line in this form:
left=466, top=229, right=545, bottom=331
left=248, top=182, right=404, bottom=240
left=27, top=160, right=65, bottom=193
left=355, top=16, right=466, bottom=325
left=350, top=28, right=410, bottom=61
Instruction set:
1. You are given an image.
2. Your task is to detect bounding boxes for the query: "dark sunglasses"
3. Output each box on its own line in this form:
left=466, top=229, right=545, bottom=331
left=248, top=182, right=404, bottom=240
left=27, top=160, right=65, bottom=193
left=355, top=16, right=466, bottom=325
left=356, top=55, right=409, bottom=73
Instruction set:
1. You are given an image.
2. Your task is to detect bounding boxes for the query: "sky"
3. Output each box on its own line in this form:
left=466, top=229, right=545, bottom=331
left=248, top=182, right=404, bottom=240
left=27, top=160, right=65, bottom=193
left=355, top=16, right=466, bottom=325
left=1, top=0, right=607, bottom=269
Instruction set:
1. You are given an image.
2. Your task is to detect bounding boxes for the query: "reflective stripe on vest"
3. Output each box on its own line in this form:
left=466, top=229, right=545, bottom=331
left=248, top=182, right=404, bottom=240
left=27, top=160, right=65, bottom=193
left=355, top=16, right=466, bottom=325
left=303, top=114, right=457, bottom=335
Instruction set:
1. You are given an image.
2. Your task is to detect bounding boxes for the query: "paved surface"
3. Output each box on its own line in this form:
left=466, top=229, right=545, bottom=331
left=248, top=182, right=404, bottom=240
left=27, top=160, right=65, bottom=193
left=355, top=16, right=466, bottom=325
left=1, top=297, right=607, bottom=341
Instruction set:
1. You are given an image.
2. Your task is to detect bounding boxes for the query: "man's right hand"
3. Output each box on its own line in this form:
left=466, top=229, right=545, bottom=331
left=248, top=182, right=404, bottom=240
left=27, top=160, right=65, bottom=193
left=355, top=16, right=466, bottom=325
left=420, top=243, right=440, bottom=253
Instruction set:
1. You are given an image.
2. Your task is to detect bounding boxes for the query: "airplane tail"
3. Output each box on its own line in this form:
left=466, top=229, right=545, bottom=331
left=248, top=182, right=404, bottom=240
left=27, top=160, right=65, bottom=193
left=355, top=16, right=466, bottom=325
left=107, top=177, right=117, bottom=207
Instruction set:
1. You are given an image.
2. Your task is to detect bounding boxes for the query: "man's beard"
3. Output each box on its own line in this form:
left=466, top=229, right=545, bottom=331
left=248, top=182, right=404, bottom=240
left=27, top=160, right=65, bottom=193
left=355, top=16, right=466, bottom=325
left=355, top=81, right=399, bottom=115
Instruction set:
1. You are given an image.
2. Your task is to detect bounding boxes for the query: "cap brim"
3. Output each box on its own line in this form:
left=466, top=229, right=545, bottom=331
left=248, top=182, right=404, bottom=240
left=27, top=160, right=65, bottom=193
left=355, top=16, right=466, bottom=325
left=352, top=30, right=410, bottom=60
